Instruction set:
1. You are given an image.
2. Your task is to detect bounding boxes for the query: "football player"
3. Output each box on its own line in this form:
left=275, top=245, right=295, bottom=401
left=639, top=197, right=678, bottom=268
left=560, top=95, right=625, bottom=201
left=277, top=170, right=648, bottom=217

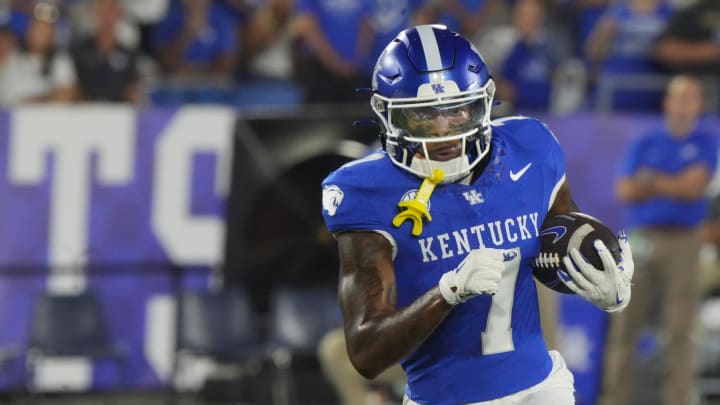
left=321, top=25, right=634, bottom=404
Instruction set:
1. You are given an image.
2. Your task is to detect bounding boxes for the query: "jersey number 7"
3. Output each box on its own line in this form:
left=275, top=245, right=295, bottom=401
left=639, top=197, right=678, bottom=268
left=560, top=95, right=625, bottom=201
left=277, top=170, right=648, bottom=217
left=481, top=247, right=521, bottom=355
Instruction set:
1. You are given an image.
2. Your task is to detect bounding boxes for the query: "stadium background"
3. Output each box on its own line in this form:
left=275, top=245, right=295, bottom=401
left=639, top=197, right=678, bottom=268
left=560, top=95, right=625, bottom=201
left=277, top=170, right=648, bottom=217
left=0, top=0, right=719, bottom=404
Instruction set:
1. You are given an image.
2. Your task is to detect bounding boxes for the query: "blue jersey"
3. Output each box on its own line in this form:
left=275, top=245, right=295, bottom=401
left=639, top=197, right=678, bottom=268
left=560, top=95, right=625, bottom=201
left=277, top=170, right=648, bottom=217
left=438, top=0, right=486, bottom=33
left=366, top=0, right=425, bottom=73
left=321, top=117, right=567, bottom=404
left=500, top=37, right=557, bottom=111
left=596, top=3, right=673, bottom=110
left=621, top=126, right=718, bottom=228
left=602, top=2, right=673, bottom=75
left=152, top=3, right=236, bottom=65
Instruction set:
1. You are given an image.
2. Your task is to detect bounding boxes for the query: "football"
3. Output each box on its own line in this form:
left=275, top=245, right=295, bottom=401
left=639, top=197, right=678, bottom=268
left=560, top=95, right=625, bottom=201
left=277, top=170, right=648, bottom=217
left=532, top=212, right=621, bottom=294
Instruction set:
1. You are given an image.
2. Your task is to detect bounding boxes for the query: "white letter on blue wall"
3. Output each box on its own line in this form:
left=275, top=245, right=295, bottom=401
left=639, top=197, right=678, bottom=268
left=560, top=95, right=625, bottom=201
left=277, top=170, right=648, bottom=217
left=8, top=106, right=135, bottom=292
left=152, top=107, right=234, bottom=265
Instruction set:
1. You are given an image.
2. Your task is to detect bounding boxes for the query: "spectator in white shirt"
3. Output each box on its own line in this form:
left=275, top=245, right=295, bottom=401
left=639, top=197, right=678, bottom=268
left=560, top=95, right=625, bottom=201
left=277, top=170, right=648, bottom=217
left=0, top=5, right=77, bottom=106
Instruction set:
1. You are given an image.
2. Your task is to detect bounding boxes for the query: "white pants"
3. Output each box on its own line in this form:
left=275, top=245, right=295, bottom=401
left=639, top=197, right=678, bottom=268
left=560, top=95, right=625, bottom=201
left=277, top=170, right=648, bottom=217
left=403, top=350, right=575, bottom=405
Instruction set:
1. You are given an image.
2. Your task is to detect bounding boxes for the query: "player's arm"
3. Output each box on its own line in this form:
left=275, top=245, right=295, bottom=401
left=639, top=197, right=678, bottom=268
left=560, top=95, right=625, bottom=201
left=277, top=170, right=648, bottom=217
left=336, top=231, right=452, bottom=379
left=547, top=180, right=578, bottom=218
left=338, top=230, right=502, bottom=378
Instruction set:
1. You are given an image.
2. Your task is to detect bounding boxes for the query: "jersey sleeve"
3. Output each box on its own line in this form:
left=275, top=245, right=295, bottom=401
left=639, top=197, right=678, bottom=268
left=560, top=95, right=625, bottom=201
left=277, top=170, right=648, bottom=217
left=321, top=167, right=383, bottom=234
left=535, top=121, right=567, bottom=212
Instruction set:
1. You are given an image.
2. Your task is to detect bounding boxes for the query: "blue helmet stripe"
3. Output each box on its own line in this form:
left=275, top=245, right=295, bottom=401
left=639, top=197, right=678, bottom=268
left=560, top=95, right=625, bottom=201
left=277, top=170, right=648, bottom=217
left=416, top=26, right=443, bottom=71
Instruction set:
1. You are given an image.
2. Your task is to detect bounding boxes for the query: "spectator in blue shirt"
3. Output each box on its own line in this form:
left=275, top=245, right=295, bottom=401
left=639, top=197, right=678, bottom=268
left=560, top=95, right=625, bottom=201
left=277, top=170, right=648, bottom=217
left=364, top=0, right=434, bottom=75
left=435, top=0, right=501, bottom=38
left=568, top=0, right=609, bottom=60
left=3, top=0, right=39, bottom=46
left=293, top=0, right=374, bottom=103
left=152, top=0, right=237, bottom=75
left=585, top=0, right=673, bottom=111
left=495, top=0, right=565, bottom=112
left=602, top=74, right=718, bottom=405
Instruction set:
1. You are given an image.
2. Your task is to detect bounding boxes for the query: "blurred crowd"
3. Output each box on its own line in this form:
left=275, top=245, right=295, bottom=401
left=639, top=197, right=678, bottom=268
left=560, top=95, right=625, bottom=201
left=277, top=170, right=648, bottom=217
left=0, top=0, right=718, bottom=112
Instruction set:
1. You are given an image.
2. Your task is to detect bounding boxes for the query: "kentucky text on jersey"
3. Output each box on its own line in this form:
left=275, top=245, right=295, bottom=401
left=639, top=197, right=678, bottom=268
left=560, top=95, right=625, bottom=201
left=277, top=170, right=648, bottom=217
left=418, top=212, right=540, bottom=262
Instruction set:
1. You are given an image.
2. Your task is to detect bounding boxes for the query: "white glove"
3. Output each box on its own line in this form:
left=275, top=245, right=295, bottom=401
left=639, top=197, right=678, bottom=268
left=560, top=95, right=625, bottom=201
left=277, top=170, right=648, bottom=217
left=438, top=248, right=504, bottom=305
left=559, top=231, right=634, bottom=312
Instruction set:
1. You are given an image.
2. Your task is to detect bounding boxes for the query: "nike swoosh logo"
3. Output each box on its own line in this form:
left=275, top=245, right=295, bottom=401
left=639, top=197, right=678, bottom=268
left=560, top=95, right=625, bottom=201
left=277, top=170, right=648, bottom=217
left=510, top=162, right=532, bottom=181
left=540, top=226, right=567, bottom=244
left=557, top=270, right=571, bottom=283
left=616, top=291, right=624, bottom=305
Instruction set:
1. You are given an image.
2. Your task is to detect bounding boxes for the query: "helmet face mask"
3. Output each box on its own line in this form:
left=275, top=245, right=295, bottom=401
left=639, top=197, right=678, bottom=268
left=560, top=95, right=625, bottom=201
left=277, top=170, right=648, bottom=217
left=390, top=97, right=486, bottom=142
left=370, top=25, right=495, bottom=183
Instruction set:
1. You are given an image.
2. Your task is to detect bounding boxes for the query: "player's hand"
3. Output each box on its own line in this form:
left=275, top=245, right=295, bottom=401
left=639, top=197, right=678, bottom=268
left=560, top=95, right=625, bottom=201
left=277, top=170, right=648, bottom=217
left=438, top=248, right=504, bottom=305
left=559, top=231, right=634, bottom=312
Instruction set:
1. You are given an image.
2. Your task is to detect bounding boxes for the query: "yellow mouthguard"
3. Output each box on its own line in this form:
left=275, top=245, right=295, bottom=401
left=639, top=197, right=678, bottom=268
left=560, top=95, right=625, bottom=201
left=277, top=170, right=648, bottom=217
left=392, top=168, right=445, bottom=236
